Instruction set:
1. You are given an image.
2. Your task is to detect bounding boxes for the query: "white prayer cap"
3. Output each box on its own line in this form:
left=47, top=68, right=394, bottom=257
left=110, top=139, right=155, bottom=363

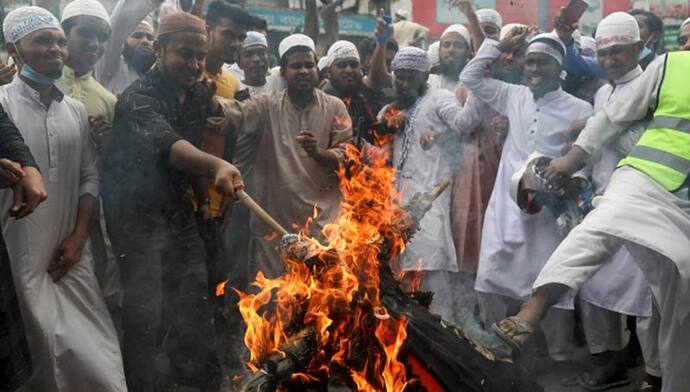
left=243, top=31, right=268, bottom=49
left=499, top=23, right=525, bottom=40
left=680, top=17, right=690, bottom=30
left=2, top=6, right=63, bottom=44
left=441, top=24, right=471, bottom=47
left=391, top=46, right=431, bottom=73
left=476, top=8, right=503, bottom=29
left=278, top=33, right=315, bottom=59
left=317, top=56, right=329, bottom=71
left=580, top=36, right=596, bottom=56
left=326, top=40, right=360, bottom=67
left=427, top=41, right=441, bottom=67
left=396, top=9, right=408, bottom=18
left=61, top=0, right=111, bottom=27
left=595, top=12, right=640, bottom=50
left=527, top=32, right=566, bottom=65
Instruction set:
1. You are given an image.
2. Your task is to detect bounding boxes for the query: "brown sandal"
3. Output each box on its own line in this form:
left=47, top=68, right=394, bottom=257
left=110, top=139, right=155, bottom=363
left=490, top=316, right=534, bottom=356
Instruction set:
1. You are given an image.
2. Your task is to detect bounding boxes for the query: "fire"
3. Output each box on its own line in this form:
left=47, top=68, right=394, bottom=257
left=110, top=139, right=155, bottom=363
left=236, top=143, right=414, bottom=391
left=383, top=107, right=406, bottom=131
left=215, top=280, right=228, bottom=297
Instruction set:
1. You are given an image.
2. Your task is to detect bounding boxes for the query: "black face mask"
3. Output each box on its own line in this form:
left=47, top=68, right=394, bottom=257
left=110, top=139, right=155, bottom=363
left=122, top=45, right=156, bottom=75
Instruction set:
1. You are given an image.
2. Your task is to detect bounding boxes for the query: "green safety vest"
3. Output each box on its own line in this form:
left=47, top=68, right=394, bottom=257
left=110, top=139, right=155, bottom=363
left=618, top=51, right=690, bottom=191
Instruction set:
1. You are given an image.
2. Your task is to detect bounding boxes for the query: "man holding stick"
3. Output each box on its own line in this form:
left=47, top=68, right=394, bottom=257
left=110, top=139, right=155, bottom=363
left=101, top=12, right=243, bottom=391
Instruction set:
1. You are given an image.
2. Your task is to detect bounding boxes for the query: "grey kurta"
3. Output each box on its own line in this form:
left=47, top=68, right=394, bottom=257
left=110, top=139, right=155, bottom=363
left=0, top=78, right=125, bottom=391
left=226, top=90, right=353, bottom=277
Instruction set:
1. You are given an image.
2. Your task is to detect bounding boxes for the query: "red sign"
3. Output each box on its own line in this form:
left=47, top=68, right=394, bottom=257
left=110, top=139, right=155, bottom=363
left=412, top=0, right=541, bottom=37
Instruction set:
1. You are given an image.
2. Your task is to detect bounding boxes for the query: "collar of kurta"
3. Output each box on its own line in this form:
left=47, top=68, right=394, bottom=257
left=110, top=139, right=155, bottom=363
left=613, top=65, right=643, bottom=85
left=532, top=86, right=563, bottom=102
left=61, top=65, right=95, bottom=81
left=12, top=76, right=64, bottom=104
left=284, top=88, right=319, bottom=110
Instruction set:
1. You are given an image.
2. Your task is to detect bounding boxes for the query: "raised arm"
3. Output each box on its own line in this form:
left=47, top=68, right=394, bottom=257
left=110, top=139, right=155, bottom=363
left=553, top=7, right=605, bottom=78
left=97, top=0, right=163, bottom=83
left=435, top=90, right=485, bottom=136
left=564, top=42, right=605, bottom=78
left=452, top=0, right=486, bottom=52
left=459, top=36, right=524, bottom=116
left=365, top=10, right=394, bottom=90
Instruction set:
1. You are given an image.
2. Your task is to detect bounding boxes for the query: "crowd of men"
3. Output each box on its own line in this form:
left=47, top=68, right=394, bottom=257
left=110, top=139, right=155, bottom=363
left=0, top=0, right=689, bottom=391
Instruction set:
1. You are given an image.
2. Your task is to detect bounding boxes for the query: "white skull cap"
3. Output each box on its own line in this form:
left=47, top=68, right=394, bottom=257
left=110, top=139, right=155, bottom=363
left=595, top=12, right=640, bottom=50
left=441, top=24, right=471, bottom=47
left=3, top=6, right=62, bottom=44
left=61, top=0, right=111, bottom=27
left=243, top=31, right=268, bottom=49
left=427, top=41, right=440, bottom=67
left=278, top=33, right=315, bottom=59
left=391, top=46, right=431, bottom=73
left=325, top=40, right=360, bottom=67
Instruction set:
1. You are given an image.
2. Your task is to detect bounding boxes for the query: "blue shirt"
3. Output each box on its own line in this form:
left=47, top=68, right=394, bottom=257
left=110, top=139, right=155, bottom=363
left=565, top=43, right=606, bottom=79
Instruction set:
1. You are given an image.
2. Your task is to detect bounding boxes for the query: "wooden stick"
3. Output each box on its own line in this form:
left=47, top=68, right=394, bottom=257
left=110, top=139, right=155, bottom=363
left=237, top=189, right=290, bottom=237
left=430, top=179, right=450, bottom=199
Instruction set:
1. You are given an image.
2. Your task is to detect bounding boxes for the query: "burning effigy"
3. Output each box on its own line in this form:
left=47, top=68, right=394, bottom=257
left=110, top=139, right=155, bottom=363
left=231, top=143, right=540, bottom=392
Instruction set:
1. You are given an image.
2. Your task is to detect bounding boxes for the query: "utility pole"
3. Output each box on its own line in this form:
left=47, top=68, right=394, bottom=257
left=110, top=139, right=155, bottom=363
left=304, top=0, right=319, bottom=44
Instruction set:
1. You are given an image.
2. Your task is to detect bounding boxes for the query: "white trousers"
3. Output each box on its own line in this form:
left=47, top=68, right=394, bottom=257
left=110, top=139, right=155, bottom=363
left=579, top=299, right=629, bottom=354
left=535, top=224, right=687, bottom=392
left=637, top=306, right=662, bottom=377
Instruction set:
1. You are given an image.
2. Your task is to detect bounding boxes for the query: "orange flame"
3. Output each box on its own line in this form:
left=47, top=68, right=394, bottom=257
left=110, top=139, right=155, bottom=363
left=236, top=143, right=413, bottom=391
left=215, top=280, right=228, bottom=297
left=383, top=107, right=405, bottom=130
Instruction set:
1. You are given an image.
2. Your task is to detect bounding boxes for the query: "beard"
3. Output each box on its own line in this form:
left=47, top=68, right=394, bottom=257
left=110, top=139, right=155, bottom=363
left=438, top=58, right=466, bottom=77
left=331, top=76, right=361, bottom=96
left=122, top=45, right=156, bottom=75
left=396, top=86, right=424, bottom=109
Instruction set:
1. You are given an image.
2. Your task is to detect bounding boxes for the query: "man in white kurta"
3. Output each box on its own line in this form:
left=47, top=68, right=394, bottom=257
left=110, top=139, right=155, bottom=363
left=381, top=47, right=478, bottom=325
left=494, top=53, right=690, bottom=392
left=0, top=7, right=125, bottom=391
left=565, top=13, right=658, bottom=388
left=428, top=24, right=471, bottom=92
left=460, top=32, right=592, bottom=361
left=95, top=0, right=162, bottom=95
